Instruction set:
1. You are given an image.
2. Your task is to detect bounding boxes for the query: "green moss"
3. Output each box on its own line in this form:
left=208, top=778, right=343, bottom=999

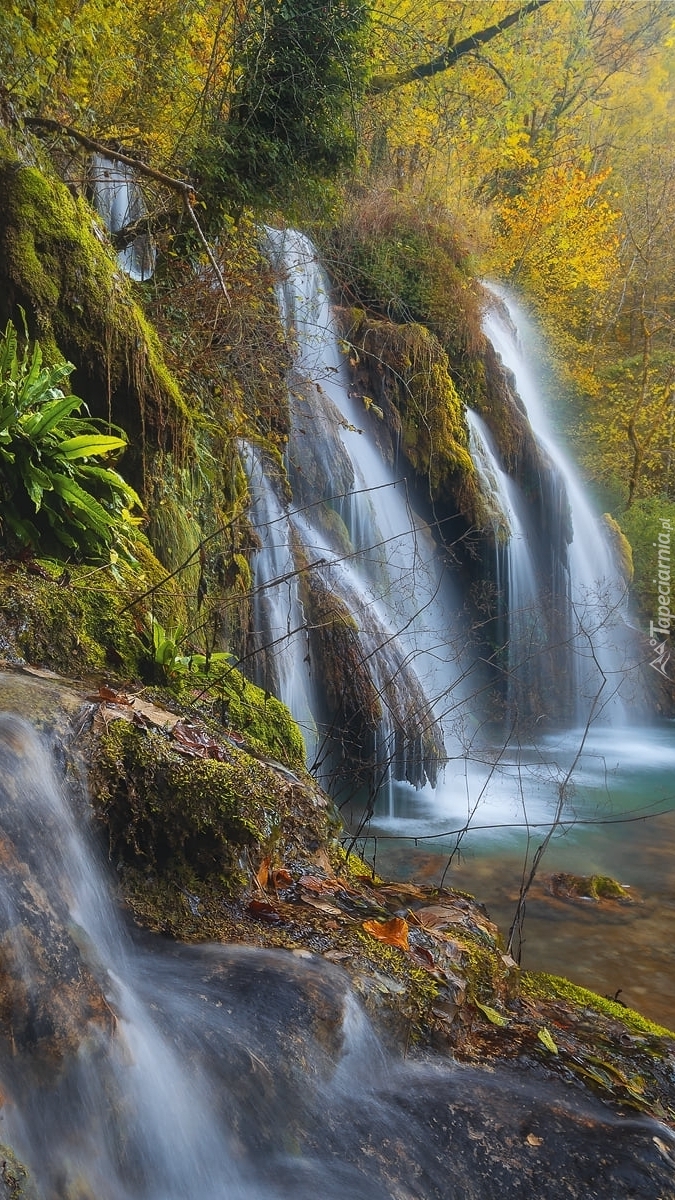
left=521, top=972, right=675, bottom=1039
left=602, top=514, right=634, bottom=583
left=92, top=720, right=276, bottom=885
left=0, top=1146, right=36, bottom=1200
left=0, top=146, right=190, bottom=482
left=0, top=550, right=190, bottom=680
left=340, top=311, right=481, bottom=521
left=182, top=666, right=306, bottom=770
left=550, top=872, right=633, bottom=902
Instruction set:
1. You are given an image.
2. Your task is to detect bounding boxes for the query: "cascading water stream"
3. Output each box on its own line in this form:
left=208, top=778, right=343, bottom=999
left=242, top=442, right=319, bottom=762
left=481, top=295, right=634, bottom=726
left=465, top=409, right=541, bottom=715
left=90, top=153, right=156, bottom=281
left=245, top=229, right=474, bottom=788
left=0, top=702, right=673, bottom=1200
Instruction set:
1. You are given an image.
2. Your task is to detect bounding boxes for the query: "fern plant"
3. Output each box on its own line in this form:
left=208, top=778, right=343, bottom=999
left=0, top=318, right=142, bottom=561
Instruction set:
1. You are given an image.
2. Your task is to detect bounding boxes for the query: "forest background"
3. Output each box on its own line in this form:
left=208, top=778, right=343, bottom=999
left=2, top=0, right=675, bottom=639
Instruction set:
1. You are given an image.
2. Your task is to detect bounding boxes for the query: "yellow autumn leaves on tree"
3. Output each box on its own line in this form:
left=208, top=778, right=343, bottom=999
left=491, top=164, right=620, bottom=319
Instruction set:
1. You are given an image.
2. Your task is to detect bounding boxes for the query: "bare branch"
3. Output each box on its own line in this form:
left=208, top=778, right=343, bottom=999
left=367, top=0, right=551, bottom=95
left=23, top=116, right=230, bottom=305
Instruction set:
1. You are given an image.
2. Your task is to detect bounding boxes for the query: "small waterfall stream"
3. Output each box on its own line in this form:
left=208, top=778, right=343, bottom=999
left=482, top=298, right=632, bottom=725
left=465, top=408, right=541, bottom=715
left=0, top=706, right=672, bottom=1200
left=246, top=229, right=472, bottom=789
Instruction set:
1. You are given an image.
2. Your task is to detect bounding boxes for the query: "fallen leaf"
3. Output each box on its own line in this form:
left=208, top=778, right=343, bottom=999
left=537, top=1027, right=559, bottom=1054
left=298, top=875, right=337, bottom=894
left=362, top=917, right=409, bottom=951
left=256, top=856, right=271, bottom=889
left=414, top=904, right=466, bottom=931
left=247, top=899, right=284, bottom=924
left=87, top=684, right=132, bottom=704
left=526, top=1134, right=543, bottom=1147
left=475, top=1001, right=510, bottom=1027
left=299, top=894, right=344, bottom=916
left=272, top=868, right=293, bottom=888
left=408, top=944, right=435, bottom=967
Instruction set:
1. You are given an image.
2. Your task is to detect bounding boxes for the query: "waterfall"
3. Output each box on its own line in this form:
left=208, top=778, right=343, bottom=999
left=91, top=153, right=156, bottom=281
left=465, top=409, right=541, bottom=715
left=243, top=443, right=319, bottom=762
left=481, top=296, right=633, bottom=726
left=245, top=232, right=643, bottom=810
left=0, top=706, right=673, bottom=1199
left=245, top=229, right=471, bottom=788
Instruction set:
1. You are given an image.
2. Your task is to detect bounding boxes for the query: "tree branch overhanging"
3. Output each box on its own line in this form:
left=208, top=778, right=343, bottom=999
left=23, top=116, right=231, bottom=304
left=367, top=0, right=552, bottom=95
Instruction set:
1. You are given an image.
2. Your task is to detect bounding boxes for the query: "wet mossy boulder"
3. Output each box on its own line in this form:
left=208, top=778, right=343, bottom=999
left=0, top=134, right=189, bottom=488
left=87, top=713, right=334, bottom=920
left=0, top=1146, right=36, bottom=1200
left=339, top=309, right=481, bottom=523
left=548, top=873, right=633, bottom=903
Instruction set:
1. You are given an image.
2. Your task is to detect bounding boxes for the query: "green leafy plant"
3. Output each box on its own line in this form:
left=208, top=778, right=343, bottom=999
left=0, top=318, right=142, bottom=561
left=146, top=615, right=233, bottom=683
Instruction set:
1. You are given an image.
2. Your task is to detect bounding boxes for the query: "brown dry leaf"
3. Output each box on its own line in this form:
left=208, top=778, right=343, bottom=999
left=299, top=875, right=337, bottom=895
left=87, top=683, right=131, bottom=703
left=172, top=720, right=230, bottom=760
left=408, top=945, right=449, bottom=981
left=247, top=899, right=284, bottom=924
left=362, top=917, right=409, bottom=951
left=97, top=696, right=182, bottom=732
left=408, top=944, right=435, bottom=968
left=299, top=894, right=344, bottom=916
left=272, top=868, right=293, bottom=888
left=415, top=905, right=466, bottom=931
left=526, top=1134, right=543, bottom=1147
left=376, top=882, right=430, bottom=904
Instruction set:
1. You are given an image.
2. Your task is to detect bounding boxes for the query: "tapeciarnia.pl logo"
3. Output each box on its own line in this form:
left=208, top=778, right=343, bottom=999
left=649, top=518, right=673, bottom=679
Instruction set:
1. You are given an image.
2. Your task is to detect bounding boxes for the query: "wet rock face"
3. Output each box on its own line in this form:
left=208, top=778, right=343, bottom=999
left=286, top=370, right=355, bottom=512
left=0, top=716, right=113, bottom=1065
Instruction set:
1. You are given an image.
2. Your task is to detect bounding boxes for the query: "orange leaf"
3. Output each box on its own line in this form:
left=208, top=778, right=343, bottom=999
left=256, top=856, right=271, bottom=889
left=362, top=917, right=409, bottom=951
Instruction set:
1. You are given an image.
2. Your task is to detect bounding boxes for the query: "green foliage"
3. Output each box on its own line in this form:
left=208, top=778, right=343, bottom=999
left=192, top=0, right=370, bottom=217
left=0, top=319, right=141, bottom=562
left=617, top=497, right=675, bottom=628
left=146, top=614, right=233, bottom=683
left=326, top=193, right=483, bottom=362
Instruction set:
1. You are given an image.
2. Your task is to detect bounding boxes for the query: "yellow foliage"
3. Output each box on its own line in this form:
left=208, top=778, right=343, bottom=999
left=490, top=165, right=620, bottom=316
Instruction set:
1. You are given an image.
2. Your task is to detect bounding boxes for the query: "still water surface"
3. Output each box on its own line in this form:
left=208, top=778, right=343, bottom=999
left=348, top=724, right=675, bottom=1029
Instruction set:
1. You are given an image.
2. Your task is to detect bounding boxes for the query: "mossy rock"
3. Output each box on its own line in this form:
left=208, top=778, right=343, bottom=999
left=300, top=572, right=382, bottom=751
left=177, top=664, right=307, bottom=772
left=0, top=1146, right=37, bottom=1200
left=340, top=310, right=479, bottom=520
left=0, top=551, right=188, bottom=681
left=0, top=139, right=190, bottom=489
left=87, top=715, right=332, bottom=911
left=602, top=514, right=634, bottom=584
left=548, top=873, right=633, bottom=903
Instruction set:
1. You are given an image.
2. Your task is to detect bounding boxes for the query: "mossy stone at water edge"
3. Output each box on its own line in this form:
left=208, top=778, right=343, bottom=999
left=0, top=554, right=187, bottom=680
left=88, top=717, right=333, bottom=906
left=0, top=1147, right=36, bottom=1200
